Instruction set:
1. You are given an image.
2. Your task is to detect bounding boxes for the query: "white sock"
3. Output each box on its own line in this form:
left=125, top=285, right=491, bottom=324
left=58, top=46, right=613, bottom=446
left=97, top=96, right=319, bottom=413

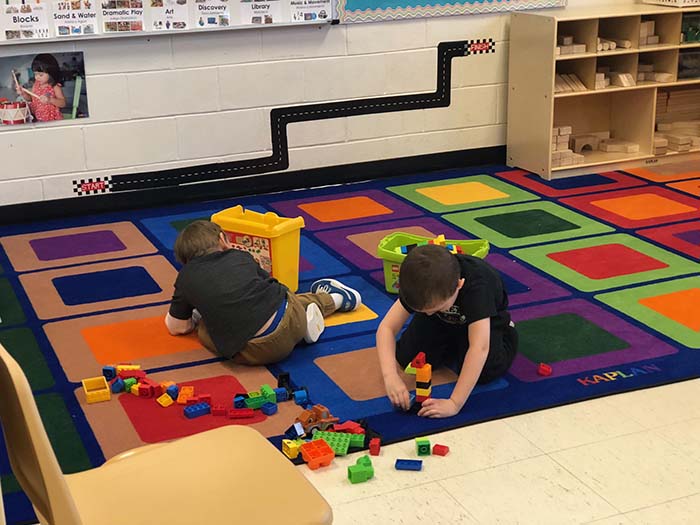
left=331, top=293, right=343, bottom=310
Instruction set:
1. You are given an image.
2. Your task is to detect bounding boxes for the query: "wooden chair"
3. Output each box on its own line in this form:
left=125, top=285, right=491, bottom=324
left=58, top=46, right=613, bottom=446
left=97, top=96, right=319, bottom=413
left=0, top=343, right=332, bottom=524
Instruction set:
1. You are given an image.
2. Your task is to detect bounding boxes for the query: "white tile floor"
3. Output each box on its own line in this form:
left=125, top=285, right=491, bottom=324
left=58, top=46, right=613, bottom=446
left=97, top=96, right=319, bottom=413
left=301, top=379, right=700, bottom=524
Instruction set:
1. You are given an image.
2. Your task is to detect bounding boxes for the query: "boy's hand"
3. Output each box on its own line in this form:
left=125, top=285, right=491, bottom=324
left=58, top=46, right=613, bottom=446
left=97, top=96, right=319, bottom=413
left=417, top=398, right=459, bottom=418
left=384, top=374, right=410, bottom=411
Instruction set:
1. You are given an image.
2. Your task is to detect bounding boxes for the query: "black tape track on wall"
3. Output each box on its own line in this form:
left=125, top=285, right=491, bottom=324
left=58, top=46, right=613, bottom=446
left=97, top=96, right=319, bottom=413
left=110, top=39, right=495, bottom=193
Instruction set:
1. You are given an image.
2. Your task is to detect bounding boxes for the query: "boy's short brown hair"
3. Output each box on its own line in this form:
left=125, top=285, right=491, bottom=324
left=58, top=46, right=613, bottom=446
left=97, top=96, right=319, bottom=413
left=174, top=220, right=224, bottom=264
left=398, top=244, right=461, bottom=311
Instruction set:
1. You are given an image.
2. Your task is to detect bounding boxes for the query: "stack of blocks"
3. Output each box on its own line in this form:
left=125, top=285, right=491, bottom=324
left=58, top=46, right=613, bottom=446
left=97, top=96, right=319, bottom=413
left=405, top=351, right=432, bottom=405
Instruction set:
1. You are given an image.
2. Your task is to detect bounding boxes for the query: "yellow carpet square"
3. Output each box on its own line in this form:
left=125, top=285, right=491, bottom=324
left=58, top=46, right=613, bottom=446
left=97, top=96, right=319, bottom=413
left=324, top=304, right=378, bottom=327
left=416, top=182, right=509, bottom=205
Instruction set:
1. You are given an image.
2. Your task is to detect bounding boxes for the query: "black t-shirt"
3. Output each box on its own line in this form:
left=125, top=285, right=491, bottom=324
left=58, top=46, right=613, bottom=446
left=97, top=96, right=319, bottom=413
left=400, top=254, right=510, bottom=332
left=169, top=249, right=286, bottom=359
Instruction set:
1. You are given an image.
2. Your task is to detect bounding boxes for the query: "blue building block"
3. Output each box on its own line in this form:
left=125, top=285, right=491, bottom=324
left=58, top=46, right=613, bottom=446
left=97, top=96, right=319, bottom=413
left=166, top=384, right=179, bottom=400
left=273, top=387, right=289, bottom=402
left=284, top=421, right=305, bottom=440
left=184, top=402, right=211, bottom=419
left=261, top=402, right=278, bottom=415
left=233, top=395, right=246, bottom=408
left=293, top=389, right=308, bottom=406
left=111, top=377, right=125, bottom=393
left=102, top=365, right=117, bottom=381
left=395, top=459, right=422, bottom=471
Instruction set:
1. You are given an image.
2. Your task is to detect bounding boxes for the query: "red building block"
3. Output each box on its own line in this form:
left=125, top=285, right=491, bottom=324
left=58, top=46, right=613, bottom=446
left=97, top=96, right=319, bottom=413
left=227, top=408, right=255, bottom=419
left=369, top=437, right=381, bottom=456
left=197, top=393, right=212, bottom=405
left=211, top=404, right=227, bottom=416
left=334, top=421, right=365, bottom=434
left=433, top=444, right=450, bottom=456
left=118, top=369, right=147, bottom=380
left=411, top=352, right=427, bottom=368
left=537, top=363, right=553, bottom=376
left=415, top=395, right=429, bottom=403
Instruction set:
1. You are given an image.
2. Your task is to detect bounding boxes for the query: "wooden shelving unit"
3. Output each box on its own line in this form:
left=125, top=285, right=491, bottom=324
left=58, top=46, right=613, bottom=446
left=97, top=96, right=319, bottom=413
left=507, top=4, right=700, bottom=180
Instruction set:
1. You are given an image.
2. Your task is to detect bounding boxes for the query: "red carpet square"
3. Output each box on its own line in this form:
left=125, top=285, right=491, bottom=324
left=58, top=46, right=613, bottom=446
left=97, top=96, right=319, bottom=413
left=639, top=288, right=700, bottom=331
left=548, top=244, right=669, bottom=279
left=496, top=169, right=645, bottom=197
left=637, top=221, right=700, bottom=259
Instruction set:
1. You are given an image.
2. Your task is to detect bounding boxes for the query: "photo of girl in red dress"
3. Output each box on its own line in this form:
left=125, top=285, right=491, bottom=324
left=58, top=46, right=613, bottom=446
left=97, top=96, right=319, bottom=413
left=15, top=54, right=66, bottom=122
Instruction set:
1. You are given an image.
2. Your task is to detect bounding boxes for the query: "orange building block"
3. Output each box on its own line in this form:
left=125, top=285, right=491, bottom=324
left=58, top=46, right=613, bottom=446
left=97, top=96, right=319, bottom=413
left=176, top=385, right=195, bottom=405
left=300, top=439, right=335, bottom=470
left=415, top=364, right=432, bottom=383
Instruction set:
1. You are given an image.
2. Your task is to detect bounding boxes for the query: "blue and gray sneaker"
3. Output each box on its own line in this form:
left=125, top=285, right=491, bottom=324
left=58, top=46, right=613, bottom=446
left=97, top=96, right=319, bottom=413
left=310, top=279, right=362, bottom=312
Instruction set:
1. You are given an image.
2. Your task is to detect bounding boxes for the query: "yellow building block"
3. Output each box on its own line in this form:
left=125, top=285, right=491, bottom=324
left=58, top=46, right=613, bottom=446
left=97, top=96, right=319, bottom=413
left=116, top=364, right=141, bottom=373
left=156, top=393, right=174, bottom=407
left=81, top=376, right=111, bottom=404
left=416, top=387, right=432, bottom=397
left=177, top=385, right=195, bottom=405
left=415, top=364, right=432, bottom=383
left=130, top=383, right=140, bottom=396
left=433, top=234, right=446, bottom=246
left=282, top=439, right=300, bottom=459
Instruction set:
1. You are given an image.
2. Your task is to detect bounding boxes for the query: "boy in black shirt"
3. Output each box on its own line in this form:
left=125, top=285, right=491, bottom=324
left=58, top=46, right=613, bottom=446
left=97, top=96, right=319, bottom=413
left=376, top=244, right=517, bottom=418
left=166, top=220, right=361, bottom=365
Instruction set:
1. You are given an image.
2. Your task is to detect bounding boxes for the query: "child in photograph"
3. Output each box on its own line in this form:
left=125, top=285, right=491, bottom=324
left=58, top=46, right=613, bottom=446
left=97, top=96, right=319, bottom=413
left=15, top=54, right=66, bottom=122
left=166, top=220, right=362, bottom=365
left=375, top=244, right=518, bottom=418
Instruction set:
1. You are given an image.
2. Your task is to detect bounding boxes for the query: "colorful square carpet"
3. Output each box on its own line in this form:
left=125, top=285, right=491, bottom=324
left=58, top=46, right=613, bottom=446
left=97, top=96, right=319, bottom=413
left=2, top=162, right=700, bottom=524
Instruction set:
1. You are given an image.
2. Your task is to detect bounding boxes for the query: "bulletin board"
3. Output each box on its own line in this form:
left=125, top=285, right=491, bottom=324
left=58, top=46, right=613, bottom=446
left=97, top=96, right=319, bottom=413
left=337, top=0, right=567, bottom=23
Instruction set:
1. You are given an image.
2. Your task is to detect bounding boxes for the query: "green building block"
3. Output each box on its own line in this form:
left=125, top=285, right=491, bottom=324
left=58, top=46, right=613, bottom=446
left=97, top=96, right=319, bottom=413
left=348, top=455, right=374, bottom=484
left=123, top=378, right=137, bottom=391
left=313, top=431, right=352, bottom=456
left=416, top=437, right=431, bottom=456
left=349, top=433, right=365, bottom=448
left=260, top=384, right=277, bottom=404
left=244, top=394, right=266, bottom=410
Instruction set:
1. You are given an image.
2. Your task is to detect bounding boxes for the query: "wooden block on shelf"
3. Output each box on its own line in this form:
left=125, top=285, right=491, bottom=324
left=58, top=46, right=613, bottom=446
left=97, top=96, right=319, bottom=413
left=551, top=150, right=562, bottom=160
left=560, top=156, right=574, bottom=166
left=664, top=133, right=692, bottom=145
left=609, top=38, right=632, bottom=49
left=558, top=126, right=572, bottom=136
left=559, top=148, right=573, bottom=159
left=599, top=139, right=640, bottom=153
left=654, top=73, right=674, bottom=83
left=610, top=72, right=636, bottom=87
left=573, top=44, right=587, bottom=54
left=570, top=134, right=601, bottom=153
left=638, top=64, right=654, bottom=73
left=647, top=35, right=660, bottom=45
left=669, top=143, right=692, bottom=152
left=558, top=35, right=574, bottom=46
left=654, top=135, right=669, bottom=148
left=590, top=131, right=611, bottom=140
left=559, top=45, right=575, bottom=55
left=556, top=46, right=561, bottom=56
left=639, top=36, right=648, bottom=46
left=556, top=134, right=569, bottom=144
left=572, top=153, right=585, bottom=164
left=654, top=148, right=668, bottom=156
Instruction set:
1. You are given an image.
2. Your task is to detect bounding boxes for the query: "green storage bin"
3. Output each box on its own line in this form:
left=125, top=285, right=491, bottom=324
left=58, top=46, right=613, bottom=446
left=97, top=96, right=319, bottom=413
left=376, top=232, right=490, bottom=294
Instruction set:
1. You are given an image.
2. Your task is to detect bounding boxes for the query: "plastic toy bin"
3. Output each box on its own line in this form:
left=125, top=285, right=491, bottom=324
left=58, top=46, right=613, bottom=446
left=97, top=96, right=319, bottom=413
left=211, top=205, right=305, bottom=292
left=376, top=232, right=490, bottom=294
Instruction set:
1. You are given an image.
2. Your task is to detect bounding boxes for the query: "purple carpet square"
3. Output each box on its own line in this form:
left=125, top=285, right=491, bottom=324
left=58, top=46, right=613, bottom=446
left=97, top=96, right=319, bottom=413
left=269, top=189, right=423, bottom=231
left=30, top=231, right=127, bottom=261
left=485, top=254, right=571, bottom=307
left=676, top=229, right=700, bottom=245
left=509, top=299, right=678, bottom=382
left=315, top=218, right=474, bottom=271
left=299, top=256, right=314, bottom=273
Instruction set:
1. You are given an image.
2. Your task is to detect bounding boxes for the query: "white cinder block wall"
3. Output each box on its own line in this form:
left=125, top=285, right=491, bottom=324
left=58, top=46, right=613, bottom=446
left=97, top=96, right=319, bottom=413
left=0, top=0, right=633, bottom=206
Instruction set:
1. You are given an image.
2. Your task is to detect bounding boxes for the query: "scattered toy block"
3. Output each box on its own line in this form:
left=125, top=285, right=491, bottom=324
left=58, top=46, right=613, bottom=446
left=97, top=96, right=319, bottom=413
left=369, top=437, right=381, bottom=456
left=282, top=439, right=300, bottom=459
left=416, top=438, right=431, bottom=456
left=138, top=383, right=154, bottom=398
left=314, top=431, right=352, bottom=456
left=156, top=393, right=174, bottom=408
left=300, top=439, right=335, bottom=470
left=123, top=378, right=137, bottom=392
left=211, top=404, right=227, bottom=416
left=285, top=422, right=306, bottom=440
left=102, top=365, right=117, bottom=381
left=160, top=380, right=176, bottom=392
left=347, top=455, right=374, bottom=484
left=537, top=363, right=553, bottom=376
left=395, top=459, right=422, bottom=471
left=261, top=402, right=278, bottom=415
left=111, top=378, right=125, bottom=393
left=129, top=384, right=140, bottom=396
left=227, top=408, right=255, bottom=419
left=277, top=372, right=292, bottom=394
left=260, top=384, right=276, bottom=403
left=176, top=386, right=195, bottom=405
left=433, top=444, right=450, bottom=456
left=166, top=384, right=179, bottom=400
left=116, top=364, right=141, bottom=373
left=349, top=433, right=365, bottom=448
left=293, top=389, right=308, bottom=406
left=184, top=402, right=211, bottom=419
left=334, top=421, right=364, bottom=434
left=118, top=369, right=147, bottom=380
left=233, top=395, right=246, bottom=408
left=273, top=387, right=289, bottom=402
left=82, top=376, right=111, bottom=404
left=197, top=393, right=212, bottom=405
left=244, top=395, right=266, bottom=410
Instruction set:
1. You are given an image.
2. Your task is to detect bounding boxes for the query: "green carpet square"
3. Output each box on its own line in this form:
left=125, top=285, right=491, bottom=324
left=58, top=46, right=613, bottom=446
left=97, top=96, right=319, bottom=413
left=596, top=276, right=700, bottom=349
left=0, top=328, right=54, bottom=391
left=0, top=278, right=26, bottom=327
left=518, top=313, right=629, bottom=363
left=511, top=234, right=700, bottom=292
left=387, top=175, right=539, bottom=213
left=443, top=202, right=614, bottom=248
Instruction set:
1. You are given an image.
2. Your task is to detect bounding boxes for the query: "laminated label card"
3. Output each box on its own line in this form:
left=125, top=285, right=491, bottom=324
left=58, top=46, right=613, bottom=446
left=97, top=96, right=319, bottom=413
left=193, top=0, right=230, bottom=28
left=2, top=0, right=51, bottom=40
left=53, top=0, right=99, bottom=37
left=101, top=0, right=145, bottom=32
left=239, top=0, right=285, bottom=25
left=150, top=0, right=189, bottom=30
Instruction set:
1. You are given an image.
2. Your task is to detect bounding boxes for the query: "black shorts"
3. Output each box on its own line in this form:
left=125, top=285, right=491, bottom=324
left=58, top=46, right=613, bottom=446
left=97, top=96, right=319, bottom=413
left=395, top=313, right=518, bottom=385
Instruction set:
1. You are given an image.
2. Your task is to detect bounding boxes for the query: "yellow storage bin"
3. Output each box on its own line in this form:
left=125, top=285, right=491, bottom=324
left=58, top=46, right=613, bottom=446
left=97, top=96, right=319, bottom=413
left=376, top=232, right=490, bottom=294
left=211, top=205, right=305, bottom=292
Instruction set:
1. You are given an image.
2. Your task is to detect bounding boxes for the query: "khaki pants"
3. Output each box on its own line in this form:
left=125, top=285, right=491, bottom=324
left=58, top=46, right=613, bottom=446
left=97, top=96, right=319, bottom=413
left=197, top=291, right=336, bottom=365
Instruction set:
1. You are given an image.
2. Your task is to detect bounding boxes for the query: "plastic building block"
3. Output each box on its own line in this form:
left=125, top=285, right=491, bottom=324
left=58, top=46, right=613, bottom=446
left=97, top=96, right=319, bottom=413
left=197, top=393, right=212, bottom=405
left=166, top=384, right=179, bottom=400
left=282, top=439, right=300, bottom=459
left=415, top=395, right=429, bottom=403
left=369, top=437, right=381, bottom=456
left=102, top=365, right=117, bottom=381
left=537, top=363, right=553, bottom=376
left=415, top=387, right=431, bottom=397
left=300, top=439, right=335, bottom=470
left=347, top=455, right=374, bottom=484
left=411, top=352, right=427, bottom=368
left=415, top=364, right=432, bottom=383
left=395, top=459, right=422, bottom=471
left=227, top=408, right=255, bottom=419
left=130, top=384, right=140, bottom=396
left=156, top=393, right=174, bottom=408
left=433, top=444, right=450, bottom=456
left=293, top=389, right=308, bottom=406
left=116, top=364, right=141, bottom=373
left=284, top=422, right=306, bottom=440
left=211, top=404, right=227, bottom=416
left=160, top=380, right=176, bottom=392
left=248, top=390, right=262, bottom=399
left=314, top=431, right=351, bottom=456
left=81, top=376, right=111, bottom=403
left=233, top=395, right=246, bottom=408
left=123, top=377, right=137, bottom=392
left=349, top=433, right=365, bottom=448
left=260, top=384, right=276, bottom=403
left=295, top=404, right=340, bottom=434
left=111, top=377, right=125, bottom=393
left=184, top=402, right=211, bottom=419
left=138, top=383, right=154, bottom=398
left=416, top=380, right=432, bottom=390
left=176, top=386, right=195, bottom=405
left=118, top=369, right=147, bottom=380
left=273, top=387, right=289, bottom=402
left=277, top=371, right=292, bottom=392
left=244, top=395, right=266, bottom=410
left=334, top=421, right=364, bottom=434
left=404, top=364, right=417, bottom=375
left=261, top=402, right=278, bottom=415
left=416, top=438, right=431, bottom=456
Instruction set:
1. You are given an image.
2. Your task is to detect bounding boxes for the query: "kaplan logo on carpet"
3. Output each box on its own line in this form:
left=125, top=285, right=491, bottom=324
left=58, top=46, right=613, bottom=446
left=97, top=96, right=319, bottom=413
left=577, top=364, right=661, bottom=387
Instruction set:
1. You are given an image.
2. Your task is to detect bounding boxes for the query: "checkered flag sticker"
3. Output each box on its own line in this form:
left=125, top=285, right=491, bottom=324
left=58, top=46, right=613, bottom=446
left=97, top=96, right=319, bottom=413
left=465, top=38, right=496, bottom=55
left=73, top=177, right=112, bottom=196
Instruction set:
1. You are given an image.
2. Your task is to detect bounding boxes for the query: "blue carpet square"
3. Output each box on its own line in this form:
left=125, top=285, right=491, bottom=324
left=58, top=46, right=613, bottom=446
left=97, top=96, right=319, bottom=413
left=53, top=267, right=162, bottom=305
left=526, top=172, right=616, bottom=190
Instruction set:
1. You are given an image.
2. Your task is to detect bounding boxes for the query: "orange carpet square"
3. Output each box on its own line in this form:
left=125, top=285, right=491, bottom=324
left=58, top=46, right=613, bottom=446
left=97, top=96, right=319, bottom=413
left=639, top=288, right=700, bottom=331
left=299, top=196, right=393, bottom=223
left=591, top=193, right=697, bottom=220
left=669, top=179, right=700, bottom=197
left=416, top=181, right=509, bottom=205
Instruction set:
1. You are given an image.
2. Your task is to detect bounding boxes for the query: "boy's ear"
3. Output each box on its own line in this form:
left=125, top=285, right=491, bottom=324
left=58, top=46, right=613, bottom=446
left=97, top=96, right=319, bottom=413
left=218, top=232, right=232, bottom=250
left=456, top=277, right=465, bottom=291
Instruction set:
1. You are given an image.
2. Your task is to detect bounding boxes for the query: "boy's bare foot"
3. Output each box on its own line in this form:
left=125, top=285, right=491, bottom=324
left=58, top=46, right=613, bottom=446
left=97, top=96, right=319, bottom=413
left=304, top=303, right=325, bottom=343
